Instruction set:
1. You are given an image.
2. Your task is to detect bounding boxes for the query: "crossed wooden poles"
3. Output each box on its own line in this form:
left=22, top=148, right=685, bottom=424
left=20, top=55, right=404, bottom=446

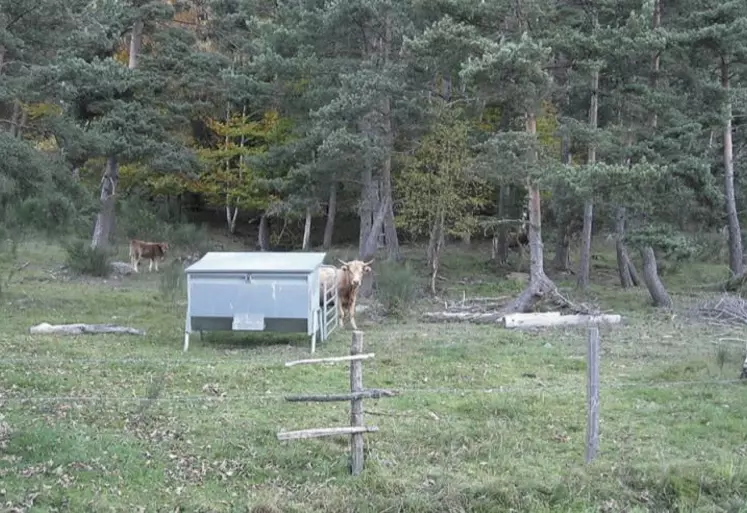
left=277, top=330, right=397, bottom=475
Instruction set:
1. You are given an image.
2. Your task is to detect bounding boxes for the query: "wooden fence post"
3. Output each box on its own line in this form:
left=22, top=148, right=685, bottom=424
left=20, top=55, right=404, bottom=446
left=350, top=330, right=364, bottom=475
left=585, top=326, right=600, bottom=463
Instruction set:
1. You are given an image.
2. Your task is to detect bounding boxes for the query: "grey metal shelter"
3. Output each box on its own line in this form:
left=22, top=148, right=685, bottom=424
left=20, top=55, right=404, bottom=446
left=183, top=251, right=339, bottom=353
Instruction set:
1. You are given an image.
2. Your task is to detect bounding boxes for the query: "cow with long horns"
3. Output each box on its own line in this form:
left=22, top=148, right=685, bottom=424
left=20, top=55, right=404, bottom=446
left=319, top=258, right=374, bottom=330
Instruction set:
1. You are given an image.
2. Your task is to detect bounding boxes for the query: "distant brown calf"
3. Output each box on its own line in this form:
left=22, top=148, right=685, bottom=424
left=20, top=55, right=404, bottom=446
left=319, top=259, right=373, bottom=330
left=129, top=239, right=169, bottom=272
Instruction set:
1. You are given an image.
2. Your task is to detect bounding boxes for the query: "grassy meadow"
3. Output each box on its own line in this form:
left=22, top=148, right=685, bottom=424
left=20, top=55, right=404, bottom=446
left=1, top=234, right=747, bottom=512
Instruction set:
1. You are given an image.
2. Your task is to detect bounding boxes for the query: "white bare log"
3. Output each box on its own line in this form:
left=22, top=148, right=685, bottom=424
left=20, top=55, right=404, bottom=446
left=30, top=322, right=146, bottom=336
left=503, top=312, right=561, bottom=325
left=285, top=353, right=375, bottom=367
left=277, top=426, right=379, bottom=441
left=503, top=313, right=621, bottom=329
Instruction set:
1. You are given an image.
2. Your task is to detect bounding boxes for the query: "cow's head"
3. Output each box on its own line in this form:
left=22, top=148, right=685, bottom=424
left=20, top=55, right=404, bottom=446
left=337, top=258, right=374, bottom=288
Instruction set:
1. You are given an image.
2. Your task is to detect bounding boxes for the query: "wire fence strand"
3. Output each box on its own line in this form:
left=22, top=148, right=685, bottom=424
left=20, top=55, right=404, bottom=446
left=0, top=377, right=743, bottom=405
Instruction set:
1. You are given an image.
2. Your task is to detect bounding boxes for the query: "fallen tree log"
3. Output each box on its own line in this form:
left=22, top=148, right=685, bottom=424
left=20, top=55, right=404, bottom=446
left=503, top=313, right=622, bottom=329
left=421, top=311, right=563, bottom=324
left=421, top=311, right=505, bottom=324
left=29, top=322, right=146, bottom=336
left=421, top=310, right=622, bottom=328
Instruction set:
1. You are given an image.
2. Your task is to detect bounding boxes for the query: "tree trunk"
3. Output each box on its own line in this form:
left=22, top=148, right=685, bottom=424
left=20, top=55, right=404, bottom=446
left=640, top=246, right=672, bottom=307
left=379, top=14, right=399, bottom=261
left=302, top=207, right=312, bottom=251
left=91, top=156, right=119, bottom=249
left=552, top=224, right=572, bottom=272
left=505, top=112, right=557, bottom=313
left=615, top=214, right=634, bottom=289
left=128, top=19, right=144, bottom=69
left=429, top=208, right=445, bottom=295
left=495, top=185, right=510, bottom=264
left=322, top=181, right=337, bottom=249
left=380, top=101, right=399, bottom=260
left=360, top=196, right=388, bottom=261
left=553, top=135, right=573, bottom=272
left=226, top=205, right=239, bottom=234
left=427, top=218, right=439, bottom=266
left=578, top=68, right=599, bottom=289
left=614, top=207, right=639, bottom=288
left=359, top=166, right=375, bottom=253
left=359, top=196, right=389, bottom=299
left=615, top=130, right=639, bottom=287
left=258, top=214, right=270, bottom=251
left=634, top=0, right=672, bottom=306
left=91, top=19, right=142, bottom=249
left=722, top=59, right=743, bottom=276
left=225, top=104, right=246, bottom=236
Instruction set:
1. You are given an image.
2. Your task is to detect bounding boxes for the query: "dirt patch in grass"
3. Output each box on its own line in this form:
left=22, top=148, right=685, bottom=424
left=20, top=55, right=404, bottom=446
left=1, top=239, right=746, bottom=512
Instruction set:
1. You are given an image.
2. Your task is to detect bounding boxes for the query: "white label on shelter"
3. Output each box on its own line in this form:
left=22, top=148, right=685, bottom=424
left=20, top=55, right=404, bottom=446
left=232, top=313, right=265, bottom=331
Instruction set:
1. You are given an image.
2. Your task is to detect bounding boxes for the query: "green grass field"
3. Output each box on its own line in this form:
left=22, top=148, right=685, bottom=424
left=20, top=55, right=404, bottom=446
left=1, top=237, right=747, bottom=512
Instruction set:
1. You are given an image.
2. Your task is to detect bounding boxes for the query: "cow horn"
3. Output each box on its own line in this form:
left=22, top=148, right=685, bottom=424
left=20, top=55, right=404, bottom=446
left=363, top=259, right=374, bottom=266
left=337, top=258, right=348, bottom=266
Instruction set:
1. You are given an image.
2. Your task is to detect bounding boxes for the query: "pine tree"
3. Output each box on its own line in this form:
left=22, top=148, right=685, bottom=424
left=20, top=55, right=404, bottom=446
left=675, top=0, right=747, bottom=276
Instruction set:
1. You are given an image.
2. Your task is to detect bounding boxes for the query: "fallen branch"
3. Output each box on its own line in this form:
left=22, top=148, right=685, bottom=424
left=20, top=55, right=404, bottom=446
left=694, top=294, right=747, bottom=326
left=549, top=290, right=596, bottom=314
left=285, top=353, right=375, bottom=367
left=277, top=426, right=379, bottom=441
left=29, top=322, right=146, bottom=336
left=5, top=261, right=29, bottom=285
left=285, top=389, right=397, bottom=402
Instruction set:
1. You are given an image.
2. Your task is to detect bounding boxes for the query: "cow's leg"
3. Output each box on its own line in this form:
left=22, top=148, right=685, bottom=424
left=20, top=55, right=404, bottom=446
left=149, top=258, right=154, bottom=272
left=132, top=257, right=139, bottom=273
left=338, top=302, right=346, bottom=327
left=155, top=258, right=160, bottom=272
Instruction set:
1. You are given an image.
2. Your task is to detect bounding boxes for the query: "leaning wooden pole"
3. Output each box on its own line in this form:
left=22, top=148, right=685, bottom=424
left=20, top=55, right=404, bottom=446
left=350, top=330, right=365, bottom=475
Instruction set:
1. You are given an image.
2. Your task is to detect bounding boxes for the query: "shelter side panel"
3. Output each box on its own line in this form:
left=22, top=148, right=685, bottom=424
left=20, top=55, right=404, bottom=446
left=188, top=274, right=248, bottom=318
left=246, top=273, right=309, bottom=319
left=188, top=273, right=310, bottom=319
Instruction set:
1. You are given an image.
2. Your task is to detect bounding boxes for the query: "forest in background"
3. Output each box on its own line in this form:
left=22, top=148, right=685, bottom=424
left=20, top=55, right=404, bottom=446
left=2, top=0, right=746, bottom=307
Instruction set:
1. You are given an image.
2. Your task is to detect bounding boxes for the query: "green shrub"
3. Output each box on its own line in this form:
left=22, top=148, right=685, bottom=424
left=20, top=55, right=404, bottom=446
left=117, top=196, right=163, bottom=241
left=63, top=239, right=112, bottom=277
left=165, top=222, right=213, bottom=254
left=158, top=260, right=185, bottom=305
left=374, top=260, right=420, bottom=317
